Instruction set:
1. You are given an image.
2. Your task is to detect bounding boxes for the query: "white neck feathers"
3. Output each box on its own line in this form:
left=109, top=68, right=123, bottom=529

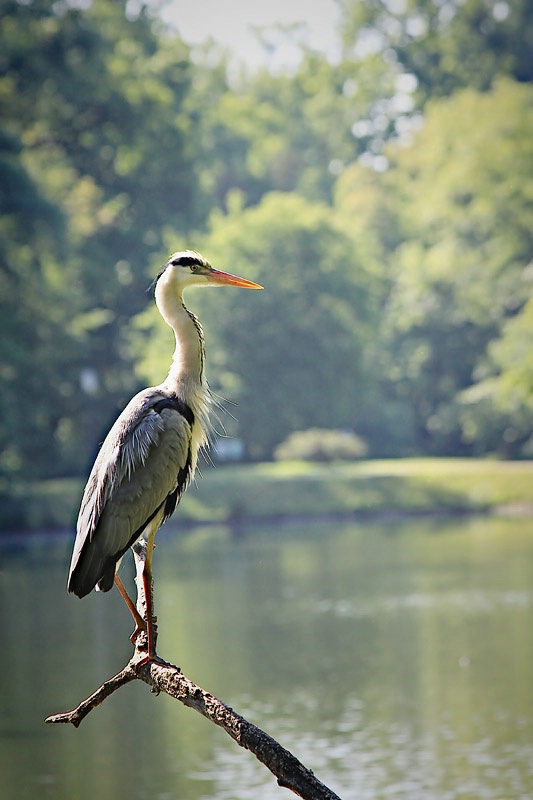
left=154, top=274, right=210, bottom=450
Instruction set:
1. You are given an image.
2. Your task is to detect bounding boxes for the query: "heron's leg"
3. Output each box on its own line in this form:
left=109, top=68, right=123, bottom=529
left=142, top=534, right=157, bottom=657
left=114, top=574, right=146, bottom=642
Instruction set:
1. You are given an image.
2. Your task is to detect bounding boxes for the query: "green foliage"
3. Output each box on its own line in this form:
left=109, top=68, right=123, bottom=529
left=381, top=79, right=533, bottom=455
left=274, top=429, right=368, bottom=462
left=0, top=128, right=73, bottom=481
left=196, top=192, right=379, bottom=458
left=187, top=48, right=399, bottom=207
left=1, top=0, right=532, bottom=501
left=460, top=295, right=533, bottom=456
left=339, top=0, right=533, bottom=99
left=0, top=0, right=199, bottom=485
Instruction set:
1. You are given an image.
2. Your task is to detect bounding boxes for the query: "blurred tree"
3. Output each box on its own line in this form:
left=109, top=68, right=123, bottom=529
left=2, top=0, right=532, bottom=508
left=460, top=295, right=533, bottom=456
left=187, top=45, right=401, bottom=209
left=0, top=129, right=73, bottom=491
left=333, top=160, right=412, bottom=454
left=33, top=65, right=529, bottom=469
left=338, top=0, right=533, bottom=100
left=0, top=0, right=199, bottom=482
left=368, top=79, right=533, bottom=454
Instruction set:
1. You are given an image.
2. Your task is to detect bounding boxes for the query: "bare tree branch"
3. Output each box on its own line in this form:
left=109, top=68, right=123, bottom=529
left=45, top=663, right=137, bottom=727
left=45, top=543, right=342, bottom=800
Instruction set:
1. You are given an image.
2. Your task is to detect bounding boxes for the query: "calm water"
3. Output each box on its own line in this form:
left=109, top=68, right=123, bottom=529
left=1, top=515, right=533, bottom=800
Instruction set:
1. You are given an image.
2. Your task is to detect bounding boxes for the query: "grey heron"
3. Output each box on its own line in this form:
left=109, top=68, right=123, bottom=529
left=67, top=251, right=263, bottom=658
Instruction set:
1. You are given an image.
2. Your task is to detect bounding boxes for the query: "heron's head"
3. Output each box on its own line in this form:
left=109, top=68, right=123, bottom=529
left=156, top=250, right=263, bottom=295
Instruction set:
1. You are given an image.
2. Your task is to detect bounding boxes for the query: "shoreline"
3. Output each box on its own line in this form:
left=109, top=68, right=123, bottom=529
left=2, top=458, right=532, bottom=533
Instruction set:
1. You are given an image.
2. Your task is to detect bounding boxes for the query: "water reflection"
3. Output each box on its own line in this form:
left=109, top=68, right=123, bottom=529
left=1, top=516, right=533, bottom=799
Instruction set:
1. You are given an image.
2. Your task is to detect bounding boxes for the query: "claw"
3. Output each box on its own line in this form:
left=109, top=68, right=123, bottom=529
left=129, top=622, right=147, bottom=644
left=136, top=652, right=169, bottom=668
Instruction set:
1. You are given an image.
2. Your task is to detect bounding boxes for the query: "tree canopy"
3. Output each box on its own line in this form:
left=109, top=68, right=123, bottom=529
left=2, top=0, right=532, bottom=515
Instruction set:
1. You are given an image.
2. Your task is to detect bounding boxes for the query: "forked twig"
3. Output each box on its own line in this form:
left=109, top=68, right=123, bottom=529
left=45, top=662, right=137, bottom=727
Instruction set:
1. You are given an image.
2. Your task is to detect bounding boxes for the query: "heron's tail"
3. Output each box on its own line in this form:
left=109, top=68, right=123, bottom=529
left=67, top=543, right=116, bottom=597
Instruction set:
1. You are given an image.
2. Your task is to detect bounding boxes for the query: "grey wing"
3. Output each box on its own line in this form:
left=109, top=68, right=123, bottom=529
left=67, top=389, right=195, bottom=597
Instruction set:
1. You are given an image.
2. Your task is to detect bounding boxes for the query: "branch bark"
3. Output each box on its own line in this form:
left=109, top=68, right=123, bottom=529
left=46, top=543, right=342, bottom=800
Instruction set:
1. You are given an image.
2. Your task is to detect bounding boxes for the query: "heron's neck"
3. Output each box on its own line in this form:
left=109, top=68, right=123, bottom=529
left=156, top=288, right=211, bottom=453
left=161, top=299, right=206, bottom=398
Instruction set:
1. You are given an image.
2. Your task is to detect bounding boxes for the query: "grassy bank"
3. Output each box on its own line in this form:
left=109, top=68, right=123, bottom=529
left=4, top=458, right=533, bottom=532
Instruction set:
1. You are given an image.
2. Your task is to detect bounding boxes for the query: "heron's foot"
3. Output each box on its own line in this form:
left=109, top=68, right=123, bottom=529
left=129, top=621, right=147, bottom=645
left=136, top=651, right=170, bottom=668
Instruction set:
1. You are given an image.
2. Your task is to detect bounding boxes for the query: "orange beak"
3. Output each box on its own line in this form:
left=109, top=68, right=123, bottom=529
left=207, top=268, right=263, bottom=290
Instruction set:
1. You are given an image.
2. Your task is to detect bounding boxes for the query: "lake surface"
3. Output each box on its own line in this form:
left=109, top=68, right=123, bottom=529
left=1, top=514, right=533, bottom=800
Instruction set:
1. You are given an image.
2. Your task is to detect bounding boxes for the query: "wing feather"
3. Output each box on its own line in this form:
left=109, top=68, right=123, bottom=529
left=68, top=388, right=195, bottom=597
